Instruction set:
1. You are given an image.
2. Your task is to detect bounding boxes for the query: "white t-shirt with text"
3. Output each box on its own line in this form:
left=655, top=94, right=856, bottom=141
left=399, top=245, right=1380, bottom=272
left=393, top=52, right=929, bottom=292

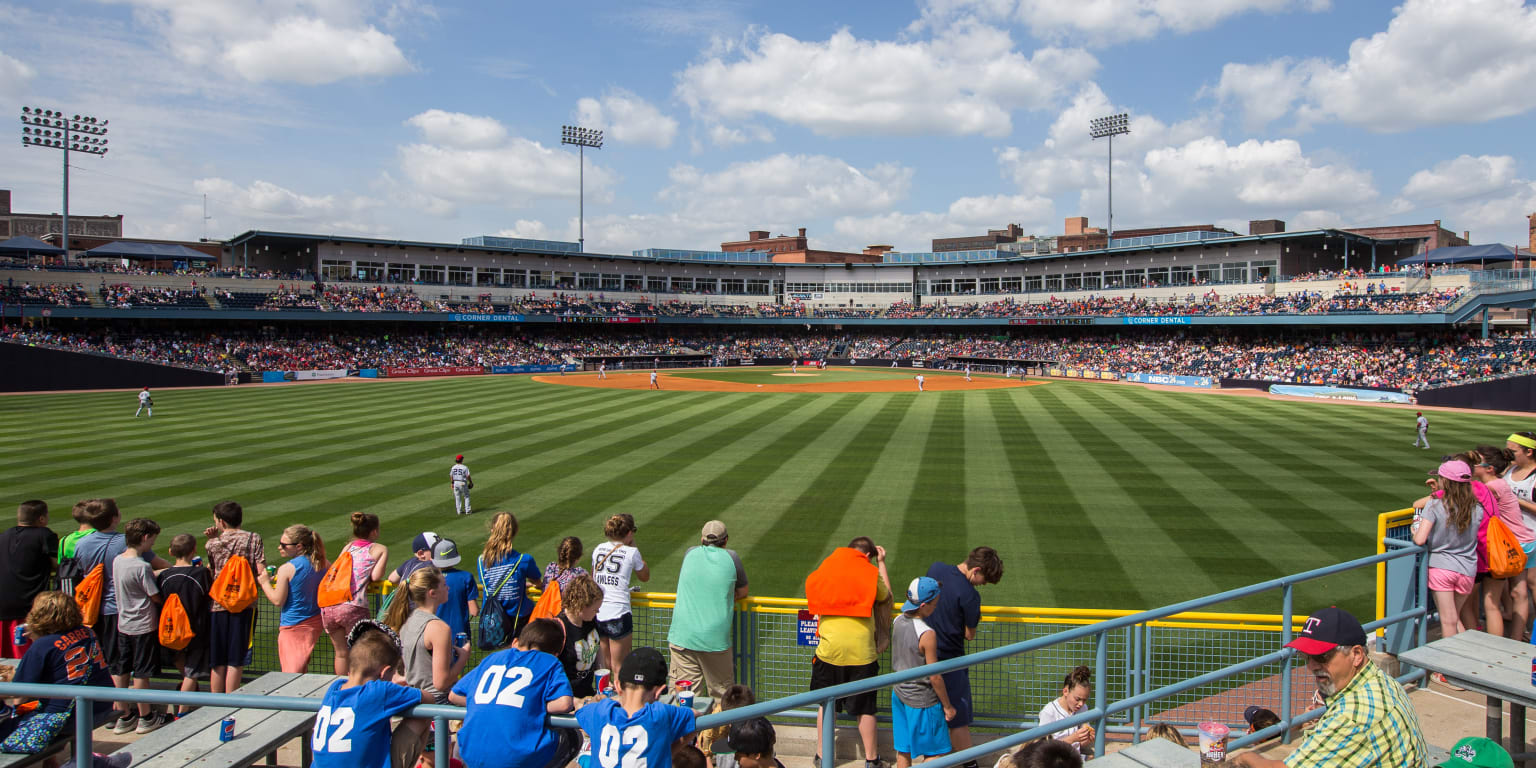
left=591, top=542, right=645, bottom=621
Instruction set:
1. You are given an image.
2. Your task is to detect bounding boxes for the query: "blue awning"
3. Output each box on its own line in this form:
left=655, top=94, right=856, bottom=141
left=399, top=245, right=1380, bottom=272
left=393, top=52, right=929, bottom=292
left=0, top=236, right=65, bottom=255
left=82, top=241, right=216, bottom=261
left=1397, top=243, right=1521, bottom=265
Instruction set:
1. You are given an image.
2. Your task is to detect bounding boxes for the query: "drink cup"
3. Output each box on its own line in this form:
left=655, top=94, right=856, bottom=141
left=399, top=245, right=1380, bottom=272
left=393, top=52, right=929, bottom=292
left=1197, top=721, right=1229, bottom=764
left=594, top=669, right=612, bottom=697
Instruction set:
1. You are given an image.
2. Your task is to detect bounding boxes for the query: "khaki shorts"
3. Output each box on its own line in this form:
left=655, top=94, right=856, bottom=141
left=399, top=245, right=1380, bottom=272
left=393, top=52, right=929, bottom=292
left=667, top=645, right=734, bottom=699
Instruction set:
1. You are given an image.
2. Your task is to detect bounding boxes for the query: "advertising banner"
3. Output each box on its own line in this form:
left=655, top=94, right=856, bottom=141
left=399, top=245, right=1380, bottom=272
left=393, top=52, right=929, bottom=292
left=293, top=369, right=347, bottom=381
left=796, top=610, right=819, bottom=647
left=1124, top=371, right=1214, bottom=388
left=1125, top=316, right=1192, bottom=325
left=383, top=366, right=484, bottom=378
left=489, top=364, right=570, bottom=375
left=359, top=369, right=379, bottom=378
left=1268, top=384, right=1412, bottom=404
left=556, top=316, right=656, bottom=324
left=447, top=313, right=525, bottom=322
left=261, top=371, right=288, bottom=383
left=1009, top=318, right=1093, bottom=325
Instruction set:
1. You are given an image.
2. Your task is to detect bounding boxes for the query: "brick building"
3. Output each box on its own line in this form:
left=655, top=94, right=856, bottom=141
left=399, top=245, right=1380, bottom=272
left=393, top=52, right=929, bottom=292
left=720, top=227, right=884, bottom=263
left=1342, top=220, right=1468, bottom=254
left=932, top=224, right=1024, bottom=252
left=1055, top=217, right=1235, bottom=253
left=0, top=189, right=124, bottom=249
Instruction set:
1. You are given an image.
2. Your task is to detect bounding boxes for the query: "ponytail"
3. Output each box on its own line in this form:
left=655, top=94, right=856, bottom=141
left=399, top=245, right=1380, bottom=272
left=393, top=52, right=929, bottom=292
left=384, top=567, right=444, bottom=632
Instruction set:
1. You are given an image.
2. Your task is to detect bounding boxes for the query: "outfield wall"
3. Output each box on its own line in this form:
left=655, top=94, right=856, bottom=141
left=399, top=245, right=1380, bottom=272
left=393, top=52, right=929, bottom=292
left=1416, top=373, right=1536, bottom=412
left=0, top=341, right=224, bottom=391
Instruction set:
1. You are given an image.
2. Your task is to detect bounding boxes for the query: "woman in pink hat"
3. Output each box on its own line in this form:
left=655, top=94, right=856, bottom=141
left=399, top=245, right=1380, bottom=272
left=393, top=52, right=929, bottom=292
left=1412, top=459, right=1483, bottom=655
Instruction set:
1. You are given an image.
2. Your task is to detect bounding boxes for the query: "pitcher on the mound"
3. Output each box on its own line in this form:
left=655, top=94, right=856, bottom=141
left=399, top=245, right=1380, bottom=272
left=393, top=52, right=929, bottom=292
left=450, top=454, right=474, bottom=515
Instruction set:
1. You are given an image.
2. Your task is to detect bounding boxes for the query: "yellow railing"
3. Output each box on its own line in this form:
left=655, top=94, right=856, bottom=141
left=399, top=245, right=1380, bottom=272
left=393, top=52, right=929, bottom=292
left=1375, top=507, right=1416, bottom=635
left=627, top=593, right=1307, bottom=633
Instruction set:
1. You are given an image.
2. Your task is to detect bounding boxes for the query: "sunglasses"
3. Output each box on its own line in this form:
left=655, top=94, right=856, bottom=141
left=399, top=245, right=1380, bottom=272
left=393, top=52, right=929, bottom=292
left=1304, top=648, right=1338, bottom=665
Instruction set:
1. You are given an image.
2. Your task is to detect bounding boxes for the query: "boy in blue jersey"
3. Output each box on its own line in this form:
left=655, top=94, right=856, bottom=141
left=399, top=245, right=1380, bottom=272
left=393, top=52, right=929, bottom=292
left=450, top=618, right=577, bottom=768
left=311, top=621, right=433, bottom=768
left=575, top=647, right=697, bottom=768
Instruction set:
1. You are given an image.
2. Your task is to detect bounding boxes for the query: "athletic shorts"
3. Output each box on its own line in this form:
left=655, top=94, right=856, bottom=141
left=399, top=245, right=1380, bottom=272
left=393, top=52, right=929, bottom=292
left=809, top=658, right=879, bottom=717
left=595, top=613, right=633, bottom=640
left=891, top=694, right=952, bottom=758
left=0, top=619, right=31, bottom=658
left=939, top=667, right=973, bottom=728
left=1428, top=567, right=1474, bottom=596
left=209, top=607, right=255, bottom=668
left=116, top=631, right=161, bottom=680
left=167, top=638, right=211, bottom=680
left=94, top=616, right=123, bottom=676
left=1523, top=541, right=1536, bottom=570
left=321, top=602, right=370, bottom=637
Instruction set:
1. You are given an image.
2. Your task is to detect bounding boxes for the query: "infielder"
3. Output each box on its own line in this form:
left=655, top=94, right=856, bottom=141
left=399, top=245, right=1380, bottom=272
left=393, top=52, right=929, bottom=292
left=1414, top=412, right=1430, bottom=449
left=135, top=387, right=153, bottom=418
left=964, top=364, right=972, bottom=383
left=450, top=454, right=474, bottom=515
left=915, top=374, right=925, bottom=392
left=792, top=360, right=798, bottom=374
left=650, top=370, right=659, bottom=390
left=599, top=362, right=607, bottom=380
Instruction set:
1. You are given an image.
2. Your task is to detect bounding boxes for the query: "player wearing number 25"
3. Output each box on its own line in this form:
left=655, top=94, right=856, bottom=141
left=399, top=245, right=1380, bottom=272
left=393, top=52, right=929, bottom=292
left=311, top=623, right=435, bottom=768
left=450, top=618, right=580, bottom=768
left=575, top=647, right=698, bottom=768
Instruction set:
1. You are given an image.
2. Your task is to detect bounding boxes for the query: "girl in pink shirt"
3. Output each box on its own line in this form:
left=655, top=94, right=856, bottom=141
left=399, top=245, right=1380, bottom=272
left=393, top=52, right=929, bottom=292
left=1477, top=445, right=1533, bottom=639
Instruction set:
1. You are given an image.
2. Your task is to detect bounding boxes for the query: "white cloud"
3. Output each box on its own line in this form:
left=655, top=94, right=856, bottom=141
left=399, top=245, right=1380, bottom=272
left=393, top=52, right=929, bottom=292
left=662, top=154, right=912, bottom=224
left=1213, top=0, right=1536, bottom=131
left=1206, top=58, right=1316, bottom=131
left=675, top=23, right=1097, bottom=137
left=1400, top=155, right=1520, bottom=203
left=574, top=89, right=679, bottom=149
left=1138, top=137, right=1375, bottom=212
left=100, top=0, right=414, bottom=85
left=405, top=110, right=508, bottom=149
left=834, top=193, right=1055, bottom=252
left=190, top=177, right=382, bottom=233
left=0, top=49, right=35, bottom=100
left=1393, top=155, right=1534, bottom=245
left=916, top=0, right=1330, bottom=44
left=397, top=110, right=616, bottom=214
left=492, top=220, right=555, bottom=239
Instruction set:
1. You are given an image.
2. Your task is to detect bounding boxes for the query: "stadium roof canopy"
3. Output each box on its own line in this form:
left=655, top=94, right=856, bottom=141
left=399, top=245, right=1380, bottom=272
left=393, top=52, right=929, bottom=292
left=83, top=241, right=216, bottom=261
left=0, top=235, right=65, bottom=255
left=1396, top=243, right=1522, bottom=265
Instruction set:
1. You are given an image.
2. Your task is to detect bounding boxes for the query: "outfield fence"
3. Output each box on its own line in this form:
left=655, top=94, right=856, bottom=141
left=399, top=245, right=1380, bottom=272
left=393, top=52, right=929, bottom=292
left=4, top=540, right=1429, bottom=768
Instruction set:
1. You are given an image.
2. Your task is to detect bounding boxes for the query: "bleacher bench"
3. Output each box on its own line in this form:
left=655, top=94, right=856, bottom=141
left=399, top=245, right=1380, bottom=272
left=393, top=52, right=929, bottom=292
left=114, top=672, right=335, bottom=768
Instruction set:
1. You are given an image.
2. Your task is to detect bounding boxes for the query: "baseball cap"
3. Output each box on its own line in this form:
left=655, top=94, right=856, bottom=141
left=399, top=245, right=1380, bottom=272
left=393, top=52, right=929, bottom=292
left=1286, top=606, right=1367, bottom=655
left=701, top=520, right=728, bottom=545
left=1243, top=706, right=1279, bottom=728
left=902, top=576, right=940, bottom=612
left=455, top=454, right=464, bottom=462
left=619, top=646, right=668, bottom=687
left=1433, top=460, right=1472, bottom=482
left=430, top=537, right=461, bottom=568
left=1438, top=738, right=1514, bottom=768
left=412, top=532, right=440, bottom=554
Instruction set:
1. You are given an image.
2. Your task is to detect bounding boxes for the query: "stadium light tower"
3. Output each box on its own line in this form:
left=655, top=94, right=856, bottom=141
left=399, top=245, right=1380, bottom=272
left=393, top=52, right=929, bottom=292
left=19, top=107, right=109, bottom=259
left=561, top=125, right=603, bottom=253
left=1089, top=113, right=1129, bottom=246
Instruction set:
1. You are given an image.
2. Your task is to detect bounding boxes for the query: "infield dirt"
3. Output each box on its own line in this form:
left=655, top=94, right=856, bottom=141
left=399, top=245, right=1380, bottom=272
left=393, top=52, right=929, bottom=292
left=532, top=370, right=1045, bottom=393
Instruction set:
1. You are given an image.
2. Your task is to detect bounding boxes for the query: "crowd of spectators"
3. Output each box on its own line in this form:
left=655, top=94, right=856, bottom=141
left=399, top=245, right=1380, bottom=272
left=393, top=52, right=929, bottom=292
left=0, top=282, right=94, bottom=306
left=99, top=284, right=206, bottom=309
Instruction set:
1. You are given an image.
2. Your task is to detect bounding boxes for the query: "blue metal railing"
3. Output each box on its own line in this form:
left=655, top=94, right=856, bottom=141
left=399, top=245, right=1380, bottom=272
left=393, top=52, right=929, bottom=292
left=0, top=544, right=1427, bottom=768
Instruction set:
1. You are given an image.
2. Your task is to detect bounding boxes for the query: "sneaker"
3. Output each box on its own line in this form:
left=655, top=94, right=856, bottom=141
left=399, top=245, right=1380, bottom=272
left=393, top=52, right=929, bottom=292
left=136, top=713, right=172, bottom=734
left=1433, top=673, right=1466, bottom=691
left=866, top=760, right=886, bottom=768
left=111, top=714, right=138, bottom=734
left=98, top=752, right=132, bottom=768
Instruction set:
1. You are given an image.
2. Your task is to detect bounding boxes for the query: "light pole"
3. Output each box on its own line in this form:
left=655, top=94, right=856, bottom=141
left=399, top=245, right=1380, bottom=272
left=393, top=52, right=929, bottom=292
left=1089, top=113, right=1128, bottom=246
left=19, top=107, right=109, bottom=259
left=561, top=125, right=603, bottom=253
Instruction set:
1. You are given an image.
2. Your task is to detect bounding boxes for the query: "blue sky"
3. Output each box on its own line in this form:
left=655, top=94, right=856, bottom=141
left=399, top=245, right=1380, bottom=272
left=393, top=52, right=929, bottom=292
left=4, top=0, right=1536, bottom=254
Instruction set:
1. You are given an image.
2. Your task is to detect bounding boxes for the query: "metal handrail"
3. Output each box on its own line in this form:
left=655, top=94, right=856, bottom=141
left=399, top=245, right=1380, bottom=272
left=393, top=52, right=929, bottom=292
left=0, top=544, right=1426, bottom=768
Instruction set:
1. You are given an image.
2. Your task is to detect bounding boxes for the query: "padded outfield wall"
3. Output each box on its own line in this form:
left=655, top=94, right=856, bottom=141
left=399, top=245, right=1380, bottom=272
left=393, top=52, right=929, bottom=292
left=0, top=341, right=224, bottom=391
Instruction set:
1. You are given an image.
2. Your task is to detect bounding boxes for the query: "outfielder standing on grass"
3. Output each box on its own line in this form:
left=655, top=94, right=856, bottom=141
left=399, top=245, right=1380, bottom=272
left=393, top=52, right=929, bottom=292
left=134, top=387, right=153, bottom=418
left=450, top=455, right=473, bottom=516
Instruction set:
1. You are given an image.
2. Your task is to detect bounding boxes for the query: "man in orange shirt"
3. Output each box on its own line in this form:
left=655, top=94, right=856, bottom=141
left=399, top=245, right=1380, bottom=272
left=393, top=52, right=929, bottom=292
left=805, top=537, right=892, bottom=768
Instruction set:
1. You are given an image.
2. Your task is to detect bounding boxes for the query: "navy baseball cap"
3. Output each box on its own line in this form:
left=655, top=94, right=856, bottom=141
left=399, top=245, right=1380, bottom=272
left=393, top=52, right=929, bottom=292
left=1287, top=606, right=1367, bottom=655
left=412, top=532, right=440, bottom=554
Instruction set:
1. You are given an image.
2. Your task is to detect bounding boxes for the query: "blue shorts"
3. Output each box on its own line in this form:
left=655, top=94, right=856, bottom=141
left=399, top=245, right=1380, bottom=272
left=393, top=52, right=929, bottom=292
left=939, top=668, right=973, bottom=728
left=891, top=693, right=952, bottom=758
left=596, top=613, right=633, bottom=640
left=1523, top=541, right=1536, bottom=569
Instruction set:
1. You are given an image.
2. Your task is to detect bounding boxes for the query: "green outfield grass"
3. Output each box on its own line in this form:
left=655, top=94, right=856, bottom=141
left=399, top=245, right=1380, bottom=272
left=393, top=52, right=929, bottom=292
left=0, top=372, right=1502, bottom=617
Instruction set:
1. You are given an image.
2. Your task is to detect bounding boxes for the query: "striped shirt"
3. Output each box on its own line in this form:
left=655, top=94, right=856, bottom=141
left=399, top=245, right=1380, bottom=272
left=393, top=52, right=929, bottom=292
left=1285, top=661, right=1426, bottom=768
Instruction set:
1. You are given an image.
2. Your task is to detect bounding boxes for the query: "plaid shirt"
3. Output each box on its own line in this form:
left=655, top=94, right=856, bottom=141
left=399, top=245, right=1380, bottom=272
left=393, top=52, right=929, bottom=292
left=1286, top=661, right=1426, bottom=768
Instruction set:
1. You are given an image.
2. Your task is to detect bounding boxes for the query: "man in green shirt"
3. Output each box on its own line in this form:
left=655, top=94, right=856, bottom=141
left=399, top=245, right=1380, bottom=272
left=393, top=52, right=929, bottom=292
left=1233, top=606, right=1425, bottom=768
left=667, top=520, right=749, bottom=698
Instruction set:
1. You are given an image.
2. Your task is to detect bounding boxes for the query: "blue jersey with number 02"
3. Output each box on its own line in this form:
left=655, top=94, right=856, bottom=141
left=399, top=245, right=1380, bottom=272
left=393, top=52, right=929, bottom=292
left=451, top=646, right=573, bottom=768
left=311, top=679, right=423, bottom=768
left=575, top=698, right=697, bottom=768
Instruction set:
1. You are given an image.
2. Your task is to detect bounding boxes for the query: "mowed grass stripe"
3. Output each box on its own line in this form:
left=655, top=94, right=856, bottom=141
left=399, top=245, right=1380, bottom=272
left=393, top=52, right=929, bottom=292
left=1034, top=386, right=1287, bottom=598
left=962, top=392, right=1042, bottom=596
left=988, top=389, right=1146, bottom=608
left=1072, top=387, right=1360, bottom=563
left=895, top=395, right=967, bottom=574
left=741, top=395, right=918, bottom=567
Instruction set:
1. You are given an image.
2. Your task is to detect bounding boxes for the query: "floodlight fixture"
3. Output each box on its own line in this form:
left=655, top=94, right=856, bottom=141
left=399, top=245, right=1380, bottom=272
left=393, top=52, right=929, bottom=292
left=1088, top=112, right=1130, bottom=243
left=18, top=106, right=111, bottom=256
left=561, top=124, right=604, bottom=252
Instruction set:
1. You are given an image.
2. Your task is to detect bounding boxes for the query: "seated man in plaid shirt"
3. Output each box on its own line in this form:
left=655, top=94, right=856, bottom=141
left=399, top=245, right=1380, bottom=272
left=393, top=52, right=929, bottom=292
left=1232, top=607, right=1425, bottom=768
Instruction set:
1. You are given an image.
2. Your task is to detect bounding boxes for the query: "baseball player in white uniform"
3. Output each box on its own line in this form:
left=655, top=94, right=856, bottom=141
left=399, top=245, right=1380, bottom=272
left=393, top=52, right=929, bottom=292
left=792, top=359, right=798, bottom=374
left=450, top=454, right=474, bottom=515
left=964, top=364, right=972, bottom=382
left=915, top=374, right=925, bottom=392
left=1414, top=412, right=1430, bottom=449
left=599, top=363, right=607, bottom=380
left=650, top=370, right=659, bottom=389
left=135, top=387, right=153, bottom=418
